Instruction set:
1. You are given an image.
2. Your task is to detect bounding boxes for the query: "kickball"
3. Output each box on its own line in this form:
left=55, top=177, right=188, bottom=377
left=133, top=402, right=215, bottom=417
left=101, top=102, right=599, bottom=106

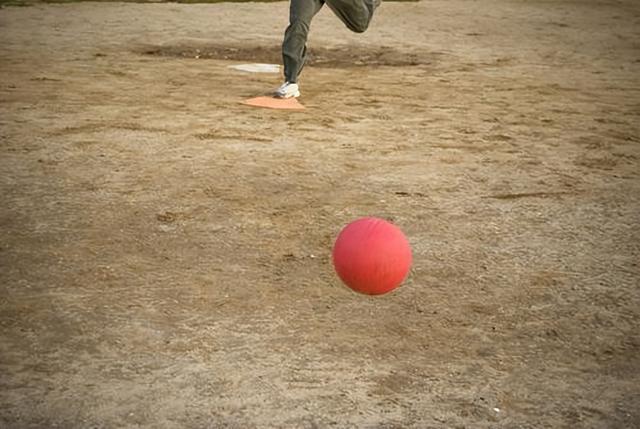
left=332, top=217, right=412, bottom=295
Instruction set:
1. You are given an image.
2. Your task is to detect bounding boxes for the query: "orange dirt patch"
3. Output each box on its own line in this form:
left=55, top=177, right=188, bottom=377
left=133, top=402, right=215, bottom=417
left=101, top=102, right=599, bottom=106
left=242, top=95, right=306, bottom=110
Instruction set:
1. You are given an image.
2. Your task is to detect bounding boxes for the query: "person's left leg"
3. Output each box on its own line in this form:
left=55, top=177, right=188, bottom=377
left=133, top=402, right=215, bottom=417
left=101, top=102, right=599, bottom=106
left=325, top=0, right=381, bottom=33
left=282, top=0, right=325, bottom=84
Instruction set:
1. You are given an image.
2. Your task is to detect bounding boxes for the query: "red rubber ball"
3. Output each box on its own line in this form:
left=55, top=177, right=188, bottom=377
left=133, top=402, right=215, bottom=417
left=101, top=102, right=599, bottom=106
left=332, top=217, right=412, bottom=295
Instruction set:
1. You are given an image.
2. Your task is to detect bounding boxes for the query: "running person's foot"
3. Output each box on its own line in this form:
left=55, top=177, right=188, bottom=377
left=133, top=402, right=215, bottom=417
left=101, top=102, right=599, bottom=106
left=275, top=82, right=300, bottom=98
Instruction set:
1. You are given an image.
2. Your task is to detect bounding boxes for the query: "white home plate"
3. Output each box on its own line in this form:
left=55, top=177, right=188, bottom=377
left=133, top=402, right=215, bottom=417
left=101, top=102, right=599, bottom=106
left=229, top=63, right=280, bottom=73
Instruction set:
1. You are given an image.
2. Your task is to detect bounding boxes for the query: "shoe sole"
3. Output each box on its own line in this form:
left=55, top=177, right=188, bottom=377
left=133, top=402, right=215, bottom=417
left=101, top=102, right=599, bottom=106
left=275, top=90, right=301, bottom=99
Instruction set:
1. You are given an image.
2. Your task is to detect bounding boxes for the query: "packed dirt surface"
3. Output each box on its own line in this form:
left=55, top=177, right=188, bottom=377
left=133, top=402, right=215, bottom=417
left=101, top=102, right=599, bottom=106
left=1, top=1, right=639, bottom=427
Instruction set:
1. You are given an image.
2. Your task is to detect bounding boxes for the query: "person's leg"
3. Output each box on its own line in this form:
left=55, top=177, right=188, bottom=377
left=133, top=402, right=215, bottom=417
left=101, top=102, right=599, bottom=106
left=282, top=0, right=325, bottom=84
left=326, top=0, right=381, bottom=33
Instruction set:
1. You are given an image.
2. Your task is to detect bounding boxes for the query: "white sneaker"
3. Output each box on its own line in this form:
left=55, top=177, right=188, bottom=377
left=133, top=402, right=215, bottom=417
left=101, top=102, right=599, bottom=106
left=274, top=82, right=300, bottom=99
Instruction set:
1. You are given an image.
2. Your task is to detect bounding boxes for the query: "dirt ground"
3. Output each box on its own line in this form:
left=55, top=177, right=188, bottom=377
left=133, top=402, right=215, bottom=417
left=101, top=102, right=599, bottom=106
left=1, top=0, right=639, bottom=427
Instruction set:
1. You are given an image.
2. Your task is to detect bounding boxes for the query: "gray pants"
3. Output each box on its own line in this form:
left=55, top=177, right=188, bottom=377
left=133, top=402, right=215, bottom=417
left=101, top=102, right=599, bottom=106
left=282, top=0, right=380, bottom=83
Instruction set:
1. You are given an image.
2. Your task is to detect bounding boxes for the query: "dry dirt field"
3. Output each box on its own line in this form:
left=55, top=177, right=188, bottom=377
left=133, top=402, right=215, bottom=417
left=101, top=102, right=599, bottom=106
left=1, top=0, right=639, bottom=427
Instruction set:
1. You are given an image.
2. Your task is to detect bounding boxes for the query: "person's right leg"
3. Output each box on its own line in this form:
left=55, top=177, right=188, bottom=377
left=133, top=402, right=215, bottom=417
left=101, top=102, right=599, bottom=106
left=282, top=0, right=325, bottom=85
left=326, top=0, right=381, bottom=33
